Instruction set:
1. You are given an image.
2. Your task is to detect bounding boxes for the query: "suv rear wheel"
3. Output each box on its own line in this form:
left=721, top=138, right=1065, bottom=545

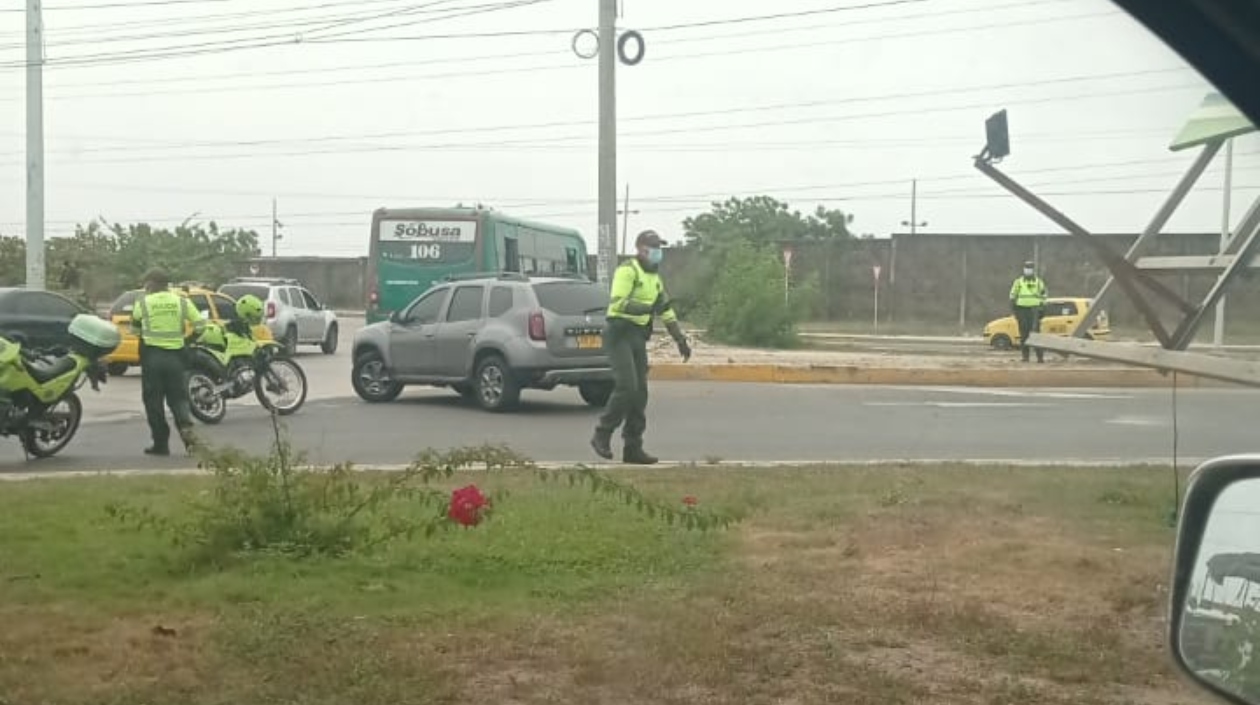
left=282, top=326, right=299, bottom=356
left=578, top=382, right=613, bottom=408
left=473, top=354, right=520, bottom=412
left=321, top=323, right=339, bottom=355
left=352, top=351, right=403, bottom=403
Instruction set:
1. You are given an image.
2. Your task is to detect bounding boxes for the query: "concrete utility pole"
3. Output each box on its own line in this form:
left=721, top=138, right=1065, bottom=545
left=596, top=0, right=617, bottom=285
left=26, top=0, right=45, bottom=290
left=271, top=198, right=283, bottom=257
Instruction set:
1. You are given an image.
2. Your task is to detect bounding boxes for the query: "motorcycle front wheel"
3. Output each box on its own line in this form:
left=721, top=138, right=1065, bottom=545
left=22, top=392, right=82, bottom=459
left=255, top=358, right=307, bottom=416
left=188, top=370, right=227, bottom=424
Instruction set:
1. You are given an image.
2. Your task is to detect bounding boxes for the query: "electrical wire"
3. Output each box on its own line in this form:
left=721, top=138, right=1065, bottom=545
left=0, top=0, right=232, bottom=10
left=0, top=0, right=1081, bottom=69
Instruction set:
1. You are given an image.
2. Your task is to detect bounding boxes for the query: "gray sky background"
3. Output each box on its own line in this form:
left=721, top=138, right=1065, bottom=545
left=1, top=0, right=1258, bottom=257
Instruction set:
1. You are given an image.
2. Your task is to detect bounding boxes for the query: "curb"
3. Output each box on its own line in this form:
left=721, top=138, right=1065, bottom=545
left=0, top=457, right=1192, bottom=482
left=647, top=363, right=1232, bottom=388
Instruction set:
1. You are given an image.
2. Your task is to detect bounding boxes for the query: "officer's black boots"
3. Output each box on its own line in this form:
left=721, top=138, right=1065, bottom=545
left=623, top=444, right=658, bottom=465
left=144, top=445, right=170, bottom=456
left=590, top=430, right=613, bottom=460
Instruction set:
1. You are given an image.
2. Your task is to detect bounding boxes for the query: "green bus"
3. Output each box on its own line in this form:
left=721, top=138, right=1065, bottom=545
left=366, top=206, right=591, bottom=322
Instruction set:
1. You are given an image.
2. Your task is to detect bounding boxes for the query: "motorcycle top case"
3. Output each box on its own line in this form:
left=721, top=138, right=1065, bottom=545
left=68, top=314, right=122, bottom=358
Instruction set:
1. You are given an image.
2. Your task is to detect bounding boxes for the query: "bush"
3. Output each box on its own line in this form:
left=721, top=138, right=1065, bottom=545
left=106, top=420, right=738, bottom=569
left=703, top=241, right=812, bottom=348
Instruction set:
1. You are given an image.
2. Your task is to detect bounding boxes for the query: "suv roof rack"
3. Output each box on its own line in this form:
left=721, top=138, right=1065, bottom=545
left=229, top=276, right=300, bottom=285
left=440, top=271, right=530, bottom=283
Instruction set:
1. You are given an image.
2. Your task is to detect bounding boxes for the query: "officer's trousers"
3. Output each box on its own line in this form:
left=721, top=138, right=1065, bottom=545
left=1014, top=306, right=1044, bottom=362
left=596, top=319, right=650, bottom=447
left=140, top=345, right=193, bottom=449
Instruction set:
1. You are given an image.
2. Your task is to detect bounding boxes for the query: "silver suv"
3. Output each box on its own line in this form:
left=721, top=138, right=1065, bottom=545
left=350, top=273, right=613, bottom=412
left=219, top=277, right=339, bottom=355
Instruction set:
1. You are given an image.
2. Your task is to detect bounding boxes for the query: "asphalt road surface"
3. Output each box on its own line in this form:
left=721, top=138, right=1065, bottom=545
left=0, top=377, right=1253, bottom=473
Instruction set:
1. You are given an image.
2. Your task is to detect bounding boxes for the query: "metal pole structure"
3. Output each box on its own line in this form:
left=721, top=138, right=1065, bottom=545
left=271, top=198, right=278, bottom=257
left=26, top=0, right=45, bottom=291
left=909, top=179, right=918, bottom=235
left=596, top=0, right=617, bottom=285
left=1214, top=139, right=1233, bottom=347
left=873, top=275, right=880, bottom=333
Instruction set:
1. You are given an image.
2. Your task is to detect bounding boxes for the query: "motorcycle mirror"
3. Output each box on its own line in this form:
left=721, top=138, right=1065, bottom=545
left=1170, top=455, right=1260, bottom=705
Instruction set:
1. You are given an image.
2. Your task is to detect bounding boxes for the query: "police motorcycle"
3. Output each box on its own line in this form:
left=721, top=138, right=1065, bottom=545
left=185, top=294, right=308, bottom=424
left=0, top=314, right=118, bottom=458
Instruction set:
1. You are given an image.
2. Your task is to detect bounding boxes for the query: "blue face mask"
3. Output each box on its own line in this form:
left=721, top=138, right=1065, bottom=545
left=647, top=248, right=664, bottom=266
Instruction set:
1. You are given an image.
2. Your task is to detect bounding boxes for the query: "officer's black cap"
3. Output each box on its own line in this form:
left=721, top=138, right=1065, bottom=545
left=635, top=230, right=667, bottom=248
left=143, top=268, right=170, bottom=288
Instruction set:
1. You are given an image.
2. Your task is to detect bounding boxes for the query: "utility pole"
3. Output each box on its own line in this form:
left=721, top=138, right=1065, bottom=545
left=901, top=179, right=927, bottom=235
left=1214, top=138, right=1233, bottom=347
left=26, top=0, right=45, bottom=290
left=271, top=198, right=283, bottom=257
left=596, top=0, right=617, bottom=285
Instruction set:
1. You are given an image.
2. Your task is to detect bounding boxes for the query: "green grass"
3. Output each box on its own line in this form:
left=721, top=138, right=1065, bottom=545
left=0, top=464, right=1215, bottom=705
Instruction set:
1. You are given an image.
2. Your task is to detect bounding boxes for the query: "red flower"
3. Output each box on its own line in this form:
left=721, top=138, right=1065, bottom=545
left=682, top=496, right=699, bottom=507
left=448, top=484, right=490, bottom=527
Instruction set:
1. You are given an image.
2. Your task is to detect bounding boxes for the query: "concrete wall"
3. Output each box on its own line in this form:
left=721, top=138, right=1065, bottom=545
left=244, top=232, right=1260, bottom=335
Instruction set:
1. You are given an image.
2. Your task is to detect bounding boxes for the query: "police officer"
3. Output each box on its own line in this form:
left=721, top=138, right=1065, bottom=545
left=131, top=268, right=204, bottom=455
left=591, top=230, right=692, bottom=465
left=1009, top=260, right=1048, bottom=363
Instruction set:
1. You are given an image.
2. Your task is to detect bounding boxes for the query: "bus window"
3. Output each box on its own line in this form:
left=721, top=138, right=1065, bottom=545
left=566, top=248, right=579, bottom=273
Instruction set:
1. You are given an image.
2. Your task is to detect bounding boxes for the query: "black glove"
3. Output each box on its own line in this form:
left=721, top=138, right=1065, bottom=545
left=676, top=337, right=692, bottom=362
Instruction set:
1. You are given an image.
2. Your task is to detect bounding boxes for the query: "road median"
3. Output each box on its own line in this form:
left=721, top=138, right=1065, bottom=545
left=648, top=362, right=1228, bottom=387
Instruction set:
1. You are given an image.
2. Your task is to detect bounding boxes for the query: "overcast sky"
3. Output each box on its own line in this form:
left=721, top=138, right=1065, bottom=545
left=1, top=0, right=1258, bottom=257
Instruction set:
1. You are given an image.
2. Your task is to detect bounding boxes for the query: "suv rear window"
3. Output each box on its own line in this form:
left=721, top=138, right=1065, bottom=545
left=220, top=284, right=270, bottom=301
left=532, top=282, right=607, bottom=316
left=109, top=291, right=141, bottom=316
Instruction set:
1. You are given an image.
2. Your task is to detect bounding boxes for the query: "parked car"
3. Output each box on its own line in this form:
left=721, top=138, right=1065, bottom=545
left=983, top=296, right=1111, bottom=350
left=351, top=273, right=613, bottom=412
left=219, top=277, right=339, bottom=355
left=102, top=285, right=274, bottom=376
left=0, top=288, right=92, bottom=351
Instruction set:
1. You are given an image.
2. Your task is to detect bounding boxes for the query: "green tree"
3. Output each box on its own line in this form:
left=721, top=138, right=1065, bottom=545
left=704, top=241, right=813, bottom=348
left=105, top=219, right=260, bottom=293
left=0, top=237, right=26, bottom=286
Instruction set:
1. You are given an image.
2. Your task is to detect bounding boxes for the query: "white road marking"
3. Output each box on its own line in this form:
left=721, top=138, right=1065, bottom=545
left=1106, top=416, right=1168, bottom=427
left=915, top=386, right=1134, bottom=400
left=864, top=401, right=1054, bottom=409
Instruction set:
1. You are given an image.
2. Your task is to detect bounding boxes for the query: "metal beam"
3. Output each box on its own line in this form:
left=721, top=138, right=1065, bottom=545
left=1070, top=141, right=1221, bottom=338
left=1222, top=192, right=1260, bottom=255
left=975, top=159, right=1187, bottom=346
left=1027, top=333, right=1260, bottom=387
left=1171, top=212, right=1260, bottom=349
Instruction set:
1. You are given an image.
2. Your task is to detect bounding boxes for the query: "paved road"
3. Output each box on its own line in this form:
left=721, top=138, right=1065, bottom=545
left=0, top=381, right=1253, bottom=473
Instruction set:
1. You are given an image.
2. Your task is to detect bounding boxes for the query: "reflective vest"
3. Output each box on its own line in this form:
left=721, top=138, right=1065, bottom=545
left=1010, top=276, right=1047, bottom=308
left=607, top=258, right=677, bottom=327
left=134, top=291, right=201, bottom=350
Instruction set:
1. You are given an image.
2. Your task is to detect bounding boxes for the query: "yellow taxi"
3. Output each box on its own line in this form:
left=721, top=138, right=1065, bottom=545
left=983, top=296, right=1111, bottom=350
left=103, top=284, right=274, bottom=376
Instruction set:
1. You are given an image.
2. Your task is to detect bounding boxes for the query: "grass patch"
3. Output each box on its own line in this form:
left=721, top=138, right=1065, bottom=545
left=0, top=463, right=1213, bottom=705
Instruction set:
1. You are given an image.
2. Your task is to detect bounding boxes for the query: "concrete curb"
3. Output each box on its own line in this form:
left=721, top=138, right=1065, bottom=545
left=0, top=457, right=1191, bottom=482
left=647, top=363, right=1231, bottom=388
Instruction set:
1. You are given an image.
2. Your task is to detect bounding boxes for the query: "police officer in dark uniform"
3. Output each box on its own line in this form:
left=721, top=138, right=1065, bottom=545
left=591, top=230, right=691, bottom=465
left=131, top=268, right=204, bottom=455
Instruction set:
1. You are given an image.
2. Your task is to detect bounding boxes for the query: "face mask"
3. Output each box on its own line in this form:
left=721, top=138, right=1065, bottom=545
left=647, top=248, right=664, bottom=266
left=1023, top=268, right=1034, bottom=277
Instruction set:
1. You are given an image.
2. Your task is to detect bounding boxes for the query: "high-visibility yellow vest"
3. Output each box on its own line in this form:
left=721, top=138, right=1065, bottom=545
left=134, top=291, right=201, bottom=350
left=1010, top=276, right=1047, bottom=308
left=606, top=258, right=677, bottom=327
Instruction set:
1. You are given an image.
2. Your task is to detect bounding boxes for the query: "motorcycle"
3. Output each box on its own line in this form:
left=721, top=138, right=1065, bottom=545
left=0, top=314, right=119, bottom=458
left=186, top=320, right=308, bottom=424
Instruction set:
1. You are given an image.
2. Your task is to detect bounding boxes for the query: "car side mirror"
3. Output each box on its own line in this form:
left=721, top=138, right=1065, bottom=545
left=1170, top=456, right=1260, bottom=705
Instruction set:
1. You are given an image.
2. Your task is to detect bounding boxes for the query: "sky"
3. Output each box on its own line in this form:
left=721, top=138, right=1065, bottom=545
left=1, top=0, right=1258, bottom=258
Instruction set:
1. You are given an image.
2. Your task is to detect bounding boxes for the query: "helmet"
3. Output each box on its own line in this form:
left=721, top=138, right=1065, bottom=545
left=235, top=294, right=264, bottom=323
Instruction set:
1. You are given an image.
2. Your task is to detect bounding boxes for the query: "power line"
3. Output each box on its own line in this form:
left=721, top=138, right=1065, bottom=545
left=0, top=80, right=1204, bottom=166
left=0, top=0, right=1058, bottom=70
left=0, top=0, right=232, bottom=10
left=0, top=67, right=1191, bottom=153
left=1, top=0, right=1068, bottom=78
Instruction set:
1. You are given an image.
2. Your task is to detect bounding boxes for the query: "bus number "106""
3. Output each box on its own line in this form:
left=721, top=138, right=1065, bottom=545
left=412, top=244, right=442, bottom=259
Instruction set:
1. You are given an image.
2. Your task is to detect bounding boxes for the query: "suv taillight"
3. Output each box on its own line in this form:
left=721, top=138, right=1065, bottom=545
left=369, top=289, right=379, bottom=305
left=528, top=311, right=546, bottom=341
left=266, top=301, right=276, bottom=319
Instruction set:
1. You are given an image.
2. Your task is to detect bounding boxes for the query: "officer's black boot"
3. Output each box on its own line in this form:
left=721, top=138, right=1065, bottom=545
left=144, top=444, right=170, bottom=456
left=590, top=429, right=613, bottom=460
left=179, top=427, right=200, bottom=455
left=623, top=443, right=658, bottom=466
